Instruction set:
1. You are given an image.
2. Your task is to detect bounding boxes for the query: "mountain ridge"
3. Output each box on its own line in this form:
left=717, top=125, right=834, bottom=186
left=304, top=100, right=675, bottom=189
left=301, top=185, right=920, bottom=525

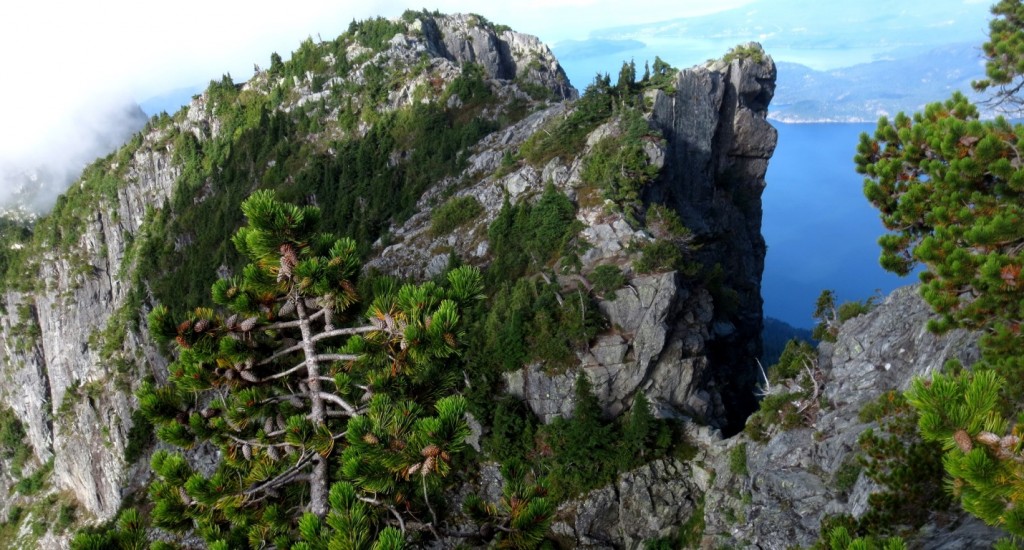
left=0, top=10, right=997, bottom=549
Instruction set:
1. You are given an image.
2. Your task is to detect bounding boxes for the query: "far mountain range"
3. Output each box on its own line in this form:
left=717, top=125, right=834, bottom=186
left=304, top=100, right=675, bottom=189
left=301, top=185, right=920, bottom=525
left=552, top=42, right=990, bottom=123
left=770, top=42, right=987, bottom=122
left=552, top=0, right=993, bottom=122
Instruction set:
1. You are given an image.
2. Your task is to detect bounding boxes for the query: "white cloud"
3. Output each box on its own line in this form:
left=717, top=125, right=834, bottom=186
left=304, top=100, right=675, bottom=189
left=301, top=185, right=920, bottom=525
left=0, top=0, right=752, bottom=162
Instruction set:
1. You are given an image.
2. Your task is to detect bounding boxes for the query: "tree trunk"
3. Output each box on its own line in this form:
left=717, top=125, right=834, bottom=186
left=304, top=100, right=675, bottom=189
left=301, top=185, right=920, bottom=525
left=296, top=294, right=328, bottom=516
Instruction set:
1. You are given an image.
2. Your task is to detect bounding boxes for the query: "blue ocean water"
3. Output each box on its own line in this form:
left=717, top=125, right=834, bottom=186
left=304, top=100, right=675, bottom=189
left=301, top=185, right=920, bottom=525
left=761, top=122, right=914, bottom=327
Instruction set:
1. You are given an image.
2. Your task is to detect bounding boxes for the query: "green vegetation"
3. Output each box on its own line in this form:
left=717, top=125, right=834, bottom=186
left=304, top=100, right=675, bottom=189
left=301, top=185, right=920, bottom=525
left=122, top=408, right=153, bottom=464
left=823, top=526, right=906, bottom=550
left=15, top=459, right=52, bottom=495
left=812, top=289, right=878, bottom=342
left=0, top=492, right=83, bottom=550
left=580, top=108, right=663, bottom=224
left=833, top=458, right=862, bottom=496
left=348, top=16, right=405, bottom=51
left=812, top=390, right=948, bottom=547
left=520, top=71, right=624, bottom=167
left=486, top=184, right=583, bottom=282
left=429, top=195, right=484, bottom=236
left=1, top=11, right=788, bottom=548
left=729, top=442, right=749, bottom=476
left=721, top=44, right=766, bottom=64
left=481, top=374, right=680, bottom=505
left=136, top=56, right=499, bottom=319
left=134, top=192, right=482, bottom=546
left=0, top=217, right=31, bottom=290
left=633, top=239, right=687, bottom=274
left=589, top=264, right=627, bottom=296
left=744, top=340, right=817, bottom=442
left=0, top=407, right=32, bottom=477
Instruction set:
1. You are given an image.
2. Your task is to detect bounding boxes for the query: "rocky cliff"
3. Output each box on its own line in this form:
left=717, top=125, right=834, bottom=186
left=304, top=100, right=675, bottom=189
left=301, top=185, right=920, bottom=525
left=0, top=13, right=777, bottom=548
left=540, top=286, right=1007, bottom=548
left=370, top=46, right=777, bottom=431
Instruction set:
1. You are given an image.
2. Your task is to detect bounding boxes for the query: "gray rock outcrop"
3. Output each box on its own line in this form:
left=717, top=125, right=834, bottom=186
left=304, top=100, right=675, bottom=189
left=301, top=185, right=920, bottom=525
left=696, top=285, right=1004, bottom=548
left=375, top=46, right=778, bottom=433
left=647, top=48, right=778, bottom=429
left=553, top=459, right=701, bottom=549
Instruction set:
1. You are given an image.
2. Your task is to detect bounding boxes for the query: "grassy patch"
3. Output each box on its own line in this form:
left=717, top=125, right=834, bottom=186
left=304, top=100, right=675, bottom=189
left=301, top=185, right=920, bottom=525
left=430, top=196, right=484, bottom=237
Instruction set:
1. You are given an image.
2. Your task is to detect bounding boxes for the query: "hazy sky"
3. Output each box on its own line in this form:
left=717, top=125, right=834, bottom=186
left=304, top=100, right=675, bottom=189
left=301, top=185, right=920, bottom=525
left=0, top=1, right=752, bottom=161
left=0, top=0, right=994, bottom=207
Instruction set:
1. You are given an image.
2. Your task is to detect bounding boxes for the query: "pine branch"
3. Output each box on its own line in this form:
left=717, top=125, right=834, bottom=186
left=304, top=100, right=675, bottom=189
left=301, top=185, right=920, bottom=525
left=261, top=308, right=326, bottom=331
left=257, top=342, right=361, bottom=370
left=225, top=434, right=291, bottom=448
left=315, top=353, right=360, bottom=363
left=317, top=391, right=358, bottom=414
left=243, top=451, right=315, bottom=502
left=311, top=325, right=378, bottom=342
left=421, top=473, right=441, bottom=540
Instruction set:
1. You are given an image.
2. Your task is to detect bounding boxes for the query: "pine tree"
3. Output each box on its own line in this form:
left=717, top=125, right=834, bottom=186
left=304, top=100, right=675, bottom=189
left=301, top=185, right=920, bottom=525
left=856, top=1, right=1024, bottom=542
left=617, top=392, right=654, bottom=470
left=904, top=370, right=1024, bottom=536
left=974, top=0, right=1024, bottom=108
left=463, top=464, right=554, bottom=549
left=140, top=190, right=482, bottom=546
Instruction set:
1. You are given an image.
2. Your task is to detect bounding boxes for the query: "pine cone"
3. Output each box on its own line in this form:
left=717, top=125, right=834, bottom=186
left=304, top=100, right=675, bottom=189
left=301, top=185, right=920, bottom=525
left=278, top=300, right=296, bottom=318
left=277, top=264, right=292, bottom=283
left=201, top=408, right=218, bottom=419
left=193, top=319, right=210, bottom=333
left=280, top=244, right=298, bottom=267
left=266, top=446, right=280, bottom=461
left=423, top=456, right=436, bottom=474
left=225, top=314, right=238, bottom=328
left=421, top=444, right=440, bottom=458
left=264, top=418, right=274, bottom=433
left=976, top=431, right=1001, bottom=447
left=177, top=320, right=192, bottom=334
left=240, top=317, right=259, bottom=332
left=363, top=433, right=379, bottom=445
left=954, top=429, right=973, bottom=453
left=288, top=396, right=304, bottom=408
left=240, top=370, right=260, bottom=383
left=242, top=444, right=252, bottom=461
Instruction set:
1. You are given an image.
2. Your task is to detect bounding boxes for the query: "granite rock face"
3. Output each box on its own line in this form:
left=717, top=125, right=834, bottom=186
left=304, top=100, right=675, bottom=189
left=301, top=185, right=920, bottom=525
left=375, top=46, right=778, bottom=432
left=647, top=49, right=778, bottom=429
left=696, top=286, right=1004, bottom=548
left=0, top=132, right=182, bottom=522
left=553, top=459, right=701, bottom=549
left=549, top=286, right=1003, bottom=548
left=503, top=273, right=718, bottom=424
